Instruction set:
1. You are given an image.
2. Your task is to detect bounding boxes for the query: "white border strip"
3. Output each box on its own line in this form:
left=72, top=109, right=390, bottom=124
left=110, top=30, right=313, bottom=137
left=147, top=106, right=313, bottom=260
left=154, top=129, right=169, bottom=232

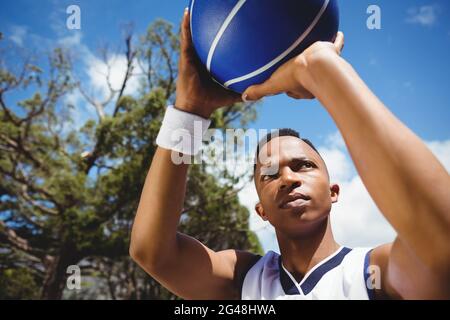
left=224, top=0, right=330, bottom=88
left=206, top=0, right=247, bottom=72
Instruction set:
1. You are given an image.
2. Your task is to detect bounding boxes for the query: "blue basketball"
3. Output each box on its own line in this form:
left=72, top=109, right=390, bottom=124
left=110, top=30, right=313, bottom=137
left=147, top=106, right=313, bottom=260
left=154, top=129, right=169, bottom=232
left=188, top=0, right=339, bottom=93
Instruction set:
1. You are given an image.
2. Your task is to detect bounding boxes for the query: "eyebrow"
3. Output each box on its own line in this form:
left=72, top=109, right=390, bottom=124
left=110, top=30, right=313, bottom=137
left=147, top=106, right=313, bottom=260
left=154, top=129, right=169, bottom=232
left=291, top=156, right=318, bottom=164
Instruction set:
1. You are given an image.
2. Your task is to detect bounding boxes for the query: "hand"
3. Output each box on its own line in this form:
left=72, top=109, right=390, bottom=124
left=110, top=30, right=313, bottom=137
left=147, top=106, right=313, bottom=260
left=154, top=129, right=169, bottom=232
left=242, top=32, right=345, bottom=101
left=175, top=8, right=242, bottom=119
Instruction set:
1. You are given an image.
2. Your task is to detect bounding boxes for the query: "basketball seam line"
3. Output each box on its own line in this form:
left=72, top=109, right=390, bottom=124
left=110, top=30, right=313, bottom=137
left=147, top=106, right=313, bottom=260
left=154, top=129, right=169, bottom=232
left=223, top=0, right=330, bottom=88
left=189, top=0, right=195, bottom=39
left=206, top=0, right=247, bottom=72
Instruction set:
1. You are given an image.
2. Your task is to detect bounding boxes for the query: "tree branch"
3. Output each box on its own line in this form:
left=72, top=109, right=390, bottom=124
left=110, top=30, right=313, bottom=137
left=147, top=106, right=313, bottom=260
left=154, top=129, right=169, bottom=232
left=113, top=34, right=136, bottom=117
left=0, top=92, right=20, bottom=126
left=0, top=133, right=47, bottom=173
left=0, top=165, right=62, bottom=211
left=0, top=220, right=47, bottom=260
left=19, top=184, right=59, bottom=216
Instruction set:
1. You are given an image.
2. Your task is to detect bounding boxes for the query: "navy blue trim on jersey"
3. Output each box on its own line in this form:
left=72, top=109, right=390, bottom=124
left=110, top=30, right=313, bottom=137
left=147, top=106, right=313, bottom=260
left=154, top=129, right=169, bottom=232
left=364, top=249, right=375, bottom=300
left=279, top=247, right=352, bottom=295
left=278, top=257, right=301, bottom=295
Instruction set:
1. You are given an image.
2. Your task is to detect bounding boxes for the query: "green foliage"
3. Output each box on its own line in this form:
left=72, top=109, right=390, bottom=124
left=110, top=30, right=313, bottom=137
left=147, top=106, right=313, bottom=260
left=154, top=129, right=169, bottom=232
left=0, top=267, right=41, bottom=299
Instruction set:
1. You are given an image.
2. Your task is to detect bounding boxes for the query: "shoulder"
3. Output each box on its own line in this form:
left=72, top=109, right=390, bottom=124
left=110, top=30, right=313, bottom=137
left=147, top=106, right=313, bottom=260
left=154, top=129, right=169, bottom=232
left=369, top=243, right=402, bottom=299
left=240, top=250, right=281, bottom=299
left=217, top=249, right=263, bottom=298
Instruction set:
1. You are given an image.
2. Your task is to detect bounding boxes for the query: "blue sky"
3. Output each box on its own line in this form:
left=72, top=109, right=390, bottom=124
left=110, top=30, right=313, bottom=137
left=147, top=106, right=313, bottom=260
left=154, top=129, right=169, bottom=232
left=1, top=0, right=449, bottom=143
left=1, top=0, right=450, bottom=251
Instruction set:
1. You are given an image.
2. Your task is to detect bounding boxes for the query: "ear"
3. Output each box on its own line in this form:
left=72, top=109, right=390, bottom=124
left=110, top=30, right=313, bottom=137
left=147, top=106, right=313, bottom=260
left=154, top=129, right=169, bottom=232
left=255, top=202, right=269, bottom=221
left=330, top=184, right=340, bottom=203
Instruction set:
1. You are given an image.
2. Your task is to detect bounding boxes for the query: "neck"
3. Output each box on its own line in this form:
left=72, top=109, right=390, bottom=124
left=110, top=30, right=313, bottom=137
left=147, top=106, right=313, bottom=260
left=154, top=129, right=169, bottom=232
left=276, top=217, right=340, bottom=283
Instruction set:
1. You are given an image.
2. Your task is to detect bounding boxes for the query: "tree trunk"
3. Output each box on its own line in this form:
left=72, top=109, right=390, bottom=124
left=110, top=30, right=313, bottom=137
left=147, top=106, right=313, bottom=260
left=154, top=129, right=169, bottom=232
left=41, top=244, right=79, bottom=300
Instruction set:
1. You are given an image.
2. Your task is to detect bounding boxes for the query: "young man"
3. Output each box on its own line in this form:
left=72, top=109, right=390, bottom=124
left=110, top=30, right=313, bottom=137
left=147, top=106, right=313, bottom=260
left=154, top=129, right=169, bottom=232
left=129, top=9, right=450, bottom=299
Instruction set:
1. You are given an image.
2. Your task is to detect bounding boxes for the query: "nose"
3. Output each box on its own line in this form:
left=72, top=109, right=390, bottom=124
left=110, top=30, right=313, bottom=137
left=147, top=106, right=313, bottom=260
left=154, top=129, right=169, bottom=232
left=279, top=167, right=301, bottom=191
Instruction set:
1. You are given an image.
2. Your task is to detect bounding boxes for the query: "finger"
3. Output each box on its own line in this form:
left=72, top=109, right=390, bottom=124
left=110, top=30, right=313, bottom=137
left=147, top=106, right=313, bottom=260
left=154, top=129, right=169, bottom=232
left=303, top=91, right=315, bottom=99
left=286, top=90, right=315, bottom=100
left=229, top=91, right=245, bottom=105
left=286, top=92, right=302, bottom=99
left=242, top=79, right=284, bottom=101
left=181, top=9, right=193, bottom=54
left=333, top=31, right=344, bottom=54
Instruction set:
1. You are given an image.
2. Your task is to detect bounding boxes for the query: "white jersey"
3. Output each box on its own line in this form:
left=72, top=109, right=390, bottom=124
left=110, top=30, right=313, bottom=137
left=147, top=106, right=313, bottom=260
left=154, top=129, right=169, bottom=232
left=241, top=246, right=374, bottom=300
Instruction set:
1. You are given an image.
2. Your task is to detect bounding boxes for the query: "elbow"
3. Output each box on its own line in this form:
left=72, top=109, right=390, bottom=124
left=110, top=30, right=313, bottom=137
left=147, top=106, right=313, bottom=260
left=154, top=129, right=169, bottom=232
left=129, top=225, right=153, bottom=268
left=129, top=242, right=141, bottom=264
left=129, top=235, right=150, bottom=267
left=129, top=241, right=145, bottom=267
left=129, top=243, right=155, bottom=273
left=129, top=238, right=169, bottom=274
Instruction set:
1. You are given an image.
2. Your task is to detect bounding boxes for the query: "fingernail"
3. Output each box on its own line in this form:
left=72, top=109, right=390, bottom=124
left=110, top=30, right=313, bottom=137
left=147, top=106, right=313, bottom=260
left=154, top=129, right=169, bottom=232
left=185, top=7, right=189, bottom=13
left=242, top=94, right=249, bottom=102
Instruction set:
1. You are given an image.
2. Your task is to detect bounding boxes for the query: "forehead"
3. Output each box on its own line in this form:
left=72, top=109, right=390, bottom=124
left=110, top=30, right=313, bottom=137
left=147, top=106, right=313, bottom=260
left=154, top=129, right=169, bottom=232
left=257, top=136, right=323, bottom=169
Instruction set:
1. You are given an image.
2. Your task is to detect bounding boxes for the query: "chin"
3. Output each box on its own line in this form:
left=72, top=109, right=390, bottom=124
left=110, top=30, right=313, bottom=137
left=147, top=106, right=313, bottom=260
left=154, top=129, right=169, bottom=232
left=283, top=211, right=330, bottom=236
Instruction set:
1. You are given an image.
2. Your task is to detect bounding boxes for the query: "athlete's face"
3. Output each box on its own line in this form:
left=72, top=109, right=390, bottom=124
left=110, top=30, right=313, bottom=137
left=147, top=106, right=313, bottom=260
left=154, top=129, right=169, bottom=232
left=254, top=136, right=339, bottom=236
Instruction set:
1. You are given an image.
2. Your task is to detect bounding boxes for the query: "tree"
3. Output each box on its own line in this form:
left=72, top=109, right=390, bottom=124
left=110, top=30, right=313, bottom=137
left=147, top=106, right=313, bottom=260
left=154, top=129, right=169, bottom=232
left=0, top=19, right=262, bottom=299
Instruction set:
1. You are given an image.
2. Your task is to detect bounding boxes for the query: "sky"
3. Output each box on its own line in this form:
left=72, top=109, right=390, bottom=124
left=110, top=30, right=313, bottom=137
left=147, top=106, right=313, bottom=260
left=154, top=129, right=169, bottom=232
left=1, top=0, right=449, bottom=252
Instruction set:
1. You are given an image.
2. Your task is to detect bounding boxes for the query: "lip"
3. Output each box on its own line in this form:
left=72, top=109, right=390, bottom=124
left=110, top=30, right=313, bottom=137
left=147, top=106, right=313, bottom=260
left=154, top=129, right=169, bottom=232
left=279, top=192, right=311, bottom=209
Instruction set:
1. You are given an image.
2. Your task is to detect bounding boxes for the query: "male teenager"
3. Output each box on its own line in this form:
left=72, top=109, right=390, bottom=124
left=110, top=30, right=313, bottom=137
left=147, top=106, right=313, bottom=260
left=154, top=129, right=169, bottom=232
left=130, top=10, right=450, bottom=299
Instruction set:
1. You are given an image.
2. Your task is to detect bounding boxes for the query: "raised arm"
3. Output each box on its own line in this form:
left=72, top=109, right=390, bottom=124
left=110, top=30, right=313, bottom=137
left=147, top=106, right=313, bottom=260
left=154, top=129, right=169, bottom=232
left=129, top=9, right=256, bottom=299
left=243, top=35, right=450, bottom=299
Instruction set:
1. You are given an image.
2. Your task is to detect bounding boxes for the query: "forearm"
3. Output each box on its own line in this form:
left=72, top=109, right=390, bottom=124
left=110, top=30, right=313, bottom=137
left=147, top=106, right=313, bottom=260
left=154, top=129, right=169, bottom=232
left=130, top=147, right=189, bottom=267
left=307, top=54, right=450, bottom=266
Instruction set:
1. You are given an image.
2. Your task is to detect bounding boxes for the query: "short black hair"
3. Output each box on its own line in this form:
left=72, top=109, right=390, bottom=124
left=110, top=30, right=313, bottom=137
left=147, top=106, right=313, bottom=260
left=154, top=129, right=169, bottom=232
left=253, top=128, right=321, bottom=173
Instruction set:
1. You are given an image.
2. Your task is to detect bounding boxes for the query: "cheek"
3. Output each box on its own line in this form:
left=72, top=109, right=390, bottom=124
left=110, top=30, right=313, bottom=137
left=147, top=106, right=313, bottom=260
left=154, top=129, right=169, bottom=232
left=259, top=185, right=280, bottom=214
left=261, top=188, right=277, bottom=210
left=309, top=176, right=333, bottom=203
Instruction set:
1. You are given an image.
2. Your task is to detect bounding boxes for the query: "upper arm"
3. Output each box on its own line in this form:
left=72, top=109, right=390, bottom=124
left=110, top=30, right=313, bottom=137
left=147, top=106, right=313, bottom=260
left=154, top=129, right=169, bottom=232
left=137, top=232, right=259, bottom=300
left=371, top=238, right=450, bottom=299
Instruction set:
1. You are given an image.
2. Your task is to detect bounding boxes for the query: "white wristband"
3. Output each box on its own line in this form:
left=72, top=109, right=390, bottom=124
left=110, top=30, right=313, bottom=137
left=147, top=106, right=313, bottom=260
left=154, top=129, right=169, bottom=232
left=156, top=106, right=211, bottom=156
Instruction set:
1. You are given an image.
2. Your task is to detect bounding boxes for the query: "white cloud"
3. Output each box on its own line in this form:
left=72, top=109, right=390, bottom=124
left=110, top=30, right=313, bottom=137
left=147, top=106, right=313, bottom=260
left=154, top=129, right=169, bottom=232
left=49, top=0, right=68, bottom=37
left=319, top=148, right=354, bottom=182
left=57, top=32, right=83, bottom=48
left=5, top=20, right=143, bottom=134
left=52, top=31, right=144, bottom=122
left=427, top=139, right=450, bottom=172
left=9, top=25, right=27, bottom=46
left=239, top=132, right=450, bottom=253
left=85, top=53, right=142, bottom=102
left=331, top=176, right=397, bottom=248
left=406, top=5, right=440, bottom=27
left=65, top=90, right=84, bottom=107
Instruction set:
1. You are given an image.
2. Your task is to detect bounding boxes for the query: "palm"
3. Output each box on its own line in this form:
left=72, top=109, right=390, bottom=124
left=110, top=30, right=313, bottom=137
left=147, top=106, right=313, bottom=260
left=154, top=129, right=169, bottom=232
left=175, top=10, right=241, bottom=117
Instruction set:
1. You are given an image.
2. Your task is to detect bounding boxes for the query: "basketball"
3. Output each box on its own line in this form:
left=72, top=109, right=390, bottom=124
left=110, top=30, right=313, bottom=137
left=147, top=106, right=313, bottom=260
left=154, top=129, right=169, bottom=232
left=189, top=0, right=340, bottom=93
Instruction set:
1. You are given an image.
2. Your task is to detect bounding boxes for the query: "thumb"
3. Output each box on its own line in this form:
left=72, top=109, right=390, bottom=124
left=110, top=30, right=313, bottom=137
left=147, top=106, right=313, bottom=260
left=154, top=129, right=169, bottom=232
left=181, top=9, right=194, bottom=55
left=333, top=31, right=344, bottom=55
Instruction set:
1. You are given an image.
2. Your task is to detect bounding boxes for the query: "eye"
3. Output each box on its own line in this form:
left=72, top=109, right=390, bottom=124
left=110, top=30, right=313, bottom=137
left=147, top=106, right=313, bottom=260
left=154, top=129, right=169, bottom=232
left=294, top=160, right=315, bottom=171
left=301, top=162, right=313, bottom=169
left=261, top=174, right=276, bottom=182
